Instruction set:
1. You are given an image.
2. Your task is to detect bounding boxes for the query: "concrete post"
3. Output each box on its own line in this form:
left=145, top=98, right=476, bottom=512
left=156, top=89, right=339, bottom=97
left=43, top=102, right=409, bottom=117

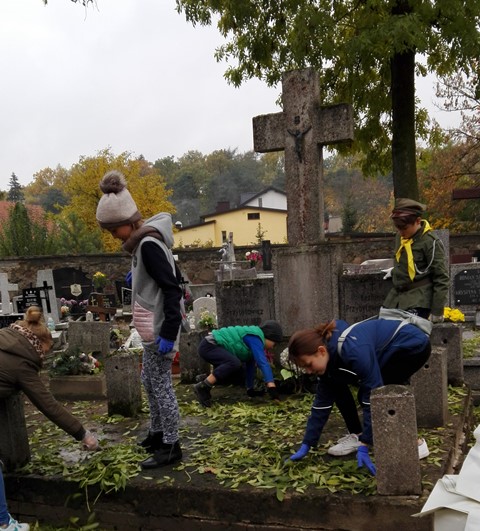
left=371, top=385, right=422, bottom=495
left=0, top=394, right=30, bottom=470
left=105, top=351, right=142, bottom=417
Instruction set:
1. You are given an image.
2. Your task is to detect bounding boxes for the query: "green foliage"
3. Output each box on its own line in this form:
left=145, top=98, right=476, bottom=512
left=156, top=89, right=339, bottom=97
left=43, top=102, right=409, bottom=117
left=7, top=172, right=24, bottom=202
left=49, top=347, right=101, bottom=376
left=177, top=0, right=480, bottom=182
left=0, top=202, right=58, bottom=257
left=54, top=212, right=103, bottom=254
left=341, top=198, right=358, bottom=233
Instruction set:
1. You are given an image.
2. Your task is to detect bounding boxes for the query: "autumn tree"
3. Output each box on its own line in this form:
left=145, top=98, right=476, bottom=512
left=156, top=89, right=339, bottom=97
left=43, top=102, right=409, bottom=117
left=23, top=166, right=69, bottom=213
left=61, top=148, right=175, bottom=252
left=177, top=0, right=480, bottom=200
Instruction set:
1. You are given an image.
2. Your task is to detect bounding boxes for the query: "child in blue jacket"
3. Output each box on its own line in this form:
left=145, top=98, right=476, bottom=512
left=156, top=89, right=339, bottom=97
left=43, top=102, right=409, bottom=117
left=287, top=318, right=431, bottom=475
left=194, top=320, right=283, bottom=407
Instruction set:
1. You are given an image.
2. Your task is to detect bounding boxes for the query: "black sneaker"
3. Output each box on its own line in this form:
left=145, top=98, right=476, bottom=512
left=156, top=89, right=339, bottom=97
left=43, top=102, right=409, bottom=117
left=141, top=441, right=182, bottom=469
left=193, top=381, right=212, bottom=407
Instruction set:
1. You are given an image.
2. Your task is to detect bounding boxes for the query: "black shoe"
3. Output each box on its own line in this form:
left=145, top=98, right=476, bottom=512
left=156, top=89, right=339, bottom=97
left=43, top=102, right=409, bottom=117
left=141, top=441, right=182, bottom=469
left=138, top=431, right=163, bottom=454
left=193, top=382, right=212, bottom=407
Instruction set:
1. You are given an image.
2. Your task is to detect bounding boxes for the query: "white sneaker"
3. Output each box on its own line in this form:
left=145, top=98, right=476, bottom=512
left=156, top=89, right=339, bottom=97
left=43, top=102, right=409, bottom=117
left=418, top=438, right=430, bottom=460
left=2, top=515, right=30, bottom=531
left=328, top=433, right=361, bottom=456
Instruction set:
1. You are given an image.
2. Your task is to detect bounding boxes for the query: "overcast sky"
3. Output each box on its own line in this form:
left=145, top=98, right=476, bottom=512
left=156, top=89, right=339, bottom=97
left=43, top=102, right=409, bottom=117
left=0, top=0, right=461, bottom=191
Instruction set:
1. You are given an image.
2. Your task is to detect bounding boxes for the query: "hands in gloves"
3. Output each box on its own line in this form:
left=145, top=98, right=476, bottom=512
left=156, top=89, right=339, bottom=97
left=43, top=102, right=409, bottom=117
left=125, top=270, right=132, bottom=288
left=357, top=445, right=376, bottom=475
left=82, top=430, right=99, bottom=451
left=288, top=443, right=310, bottom=461
left=246, top=388, right=265, bottom=397
left=267, top=386, right=280, bottom=401
left=155, top=336, right=175, bottom=354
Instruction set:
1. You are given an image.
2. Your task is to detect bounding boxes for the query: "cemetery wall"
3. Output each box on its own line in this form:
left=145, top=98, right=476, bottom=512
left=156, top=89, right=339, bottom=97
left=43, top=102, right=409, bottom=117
left=0, top=233, right=477, bottom=290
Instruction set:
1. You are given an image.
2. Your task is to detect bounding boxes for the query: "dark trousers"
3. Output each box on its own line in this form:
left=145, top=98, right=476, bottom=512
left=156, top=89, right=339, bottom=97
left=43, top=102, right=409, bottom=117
left=198, top=338, right=244, bottom=384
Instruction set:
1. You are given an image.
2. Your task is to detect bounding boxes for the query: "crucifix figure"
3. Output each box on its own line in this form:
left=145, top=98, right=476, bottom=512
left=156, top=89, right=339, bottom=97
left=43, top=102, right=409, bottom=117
left=253, top=68, right=354, bottom=245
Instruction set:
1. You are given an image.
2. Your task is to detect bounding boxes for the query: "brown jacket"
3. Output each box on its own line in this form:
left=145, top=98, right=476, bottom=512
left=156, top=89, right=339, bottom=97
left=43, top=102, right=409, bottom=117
left=0, top=327, right=85, bottom=440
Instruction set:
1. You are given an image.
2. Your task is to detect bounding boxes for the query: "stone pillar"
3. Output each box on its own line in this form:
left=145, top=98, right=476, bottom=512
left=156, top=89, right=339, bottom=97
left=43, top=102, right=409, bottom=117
left=0, top=394, right=30, bottom=470
left=411, top=343, right=448, bottom=428
left=105, top=352, right=142, bottom=417
left=430, top=323, right=464, bottom=386
left=179, top=331, right=211, bottom=384
left=371, top=385, right=422, bottom=495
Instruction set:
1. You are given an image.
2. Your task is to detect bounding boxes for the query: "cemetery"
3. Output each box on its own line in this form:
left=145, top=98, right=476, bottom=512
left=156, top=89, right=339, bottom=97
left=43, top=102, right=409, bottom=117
left=0, top=68, right=479, bottom=530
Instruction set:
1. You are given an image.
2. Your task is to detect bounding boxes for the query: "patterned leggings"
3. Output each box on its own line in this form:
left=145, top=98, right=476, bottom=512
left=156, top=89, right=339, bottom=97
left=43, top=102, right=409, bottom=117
left=141, top=344, right=180, bottom=444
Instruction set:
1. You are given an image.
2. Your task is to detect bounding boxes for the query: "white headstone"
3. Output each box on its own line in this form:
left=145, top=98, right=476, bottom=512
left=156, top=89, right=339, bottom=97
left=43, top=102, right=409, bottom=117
left=192, top=296, right=217, bottom=328
left=36, top=269, right=60, bottom=323
left=0, top=273, right=18, bottom=315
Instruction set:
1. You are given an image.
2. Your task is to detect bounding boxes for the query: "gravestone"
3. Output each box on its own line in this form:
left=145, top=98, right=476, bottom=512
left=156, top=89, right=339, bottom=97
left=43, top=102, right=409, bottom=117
left=36, top=269, right=60, bottom=323
left=261, top=240, right=272, bottom=271
left=339, top=272, right=392, bottom=323
left=371, top=385, right=422, bottom=495
left=430, top=323, right=464, bottom=386
left=52, top=267, right=91, bottom=301
left=450, top=263, right=480, bottom=320
left=253, top=68, right=354, bottom=333
left=253, top=67, right=353, bottom=245
left=216, top=277, right=276, bottom=328
left=0, top=273, right=18, bottom=315
left=105, top=351, right=142, bottom=417
left=192, top=296, right=217, bottom=328
left=0, top=394, right=30, bottom=470
left=67, top=320, right=111, bottom=358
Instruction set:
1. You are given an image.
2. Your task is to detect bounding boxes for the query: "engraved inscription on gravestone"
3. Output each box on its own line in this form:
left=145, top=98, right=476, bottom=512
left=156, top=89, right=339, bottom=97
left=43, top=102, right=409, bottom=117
left=453, top=269, right=480, bottom=305
left=22, top=287, right=42, bottom=309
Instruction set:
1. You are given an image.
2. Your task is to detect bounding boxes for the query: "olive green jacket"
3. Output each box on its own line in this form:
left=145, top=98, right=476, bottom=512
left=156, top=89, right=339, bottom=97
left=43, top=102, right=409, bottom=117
left=383, top=222, right=449, bottom=316
left=0, top=327, right=85, bottom=440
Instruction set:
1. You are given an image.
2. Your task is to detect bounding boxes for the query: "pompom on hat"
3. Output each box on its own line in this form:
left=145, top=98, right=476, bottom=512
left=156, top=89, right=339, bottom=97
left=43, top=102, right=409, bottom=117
left=260, top=320, right=283, bottom=343
left=96, top=171, right=142, bottom=229
left=391, top=197, right=426, bottom=219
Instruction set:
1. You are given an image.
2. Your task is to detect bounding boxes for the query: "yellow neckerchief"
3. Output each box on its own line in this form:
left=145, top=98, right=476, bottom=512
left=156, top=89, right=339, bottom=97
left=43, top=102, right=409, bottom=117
left=395, top=219, right=432, bottom=281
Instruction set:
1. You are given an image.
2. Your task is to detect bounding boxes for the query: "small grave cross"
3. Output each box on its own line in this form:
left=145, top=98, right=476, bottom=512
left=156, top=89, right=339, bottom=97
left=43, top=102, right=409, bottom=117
left=38, top=280, right=53, bottom=313
left=86, top=293, right=117, bottom=322
left=253, top=68, right=353, bottom=245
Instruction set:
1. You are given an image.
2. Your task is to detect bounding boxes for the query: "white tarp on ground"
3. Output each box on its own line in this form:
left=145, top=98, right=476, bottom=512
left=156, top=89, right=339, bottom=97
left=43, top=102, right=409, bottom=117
left=414, top=424, right=480, bottom=530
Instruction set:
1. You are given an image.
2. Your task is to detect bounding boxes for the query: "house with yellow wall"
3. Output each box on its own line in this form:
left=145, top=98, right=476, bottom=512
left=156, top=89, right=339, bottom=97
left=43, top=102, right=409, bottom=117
left=174, top=187, right=287, bottom=248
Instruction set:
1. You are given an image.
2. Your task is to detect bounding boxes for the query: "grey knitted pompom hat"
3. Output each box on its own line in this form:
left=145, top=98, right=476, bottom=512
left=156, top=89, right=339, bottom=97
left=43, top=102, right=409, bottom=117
left=260, top=320, right=283, bottom=343
left=96, top=170, right=142, bottom=229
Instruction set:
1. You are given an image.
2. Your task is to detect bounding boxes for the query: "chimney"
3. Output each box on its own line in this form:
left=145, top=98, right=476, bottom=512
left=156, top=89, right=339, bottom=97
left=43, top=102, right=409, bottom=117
left=216, top=201, right=230, bottom=213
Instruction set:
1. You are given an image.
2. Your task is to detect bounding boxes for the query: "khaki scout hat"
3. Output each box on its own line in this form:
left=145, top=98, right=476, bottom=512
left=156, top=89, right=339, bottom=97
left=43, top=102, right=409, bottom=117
left=391, top=197, right=426, bottom=218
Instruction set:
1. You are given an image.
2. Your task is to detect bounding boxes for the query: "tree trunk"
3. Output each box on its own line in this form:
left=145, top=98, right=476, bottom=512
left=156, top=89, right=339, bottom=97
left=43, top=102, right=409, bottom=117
left=391, top=2, right=419, bottom=201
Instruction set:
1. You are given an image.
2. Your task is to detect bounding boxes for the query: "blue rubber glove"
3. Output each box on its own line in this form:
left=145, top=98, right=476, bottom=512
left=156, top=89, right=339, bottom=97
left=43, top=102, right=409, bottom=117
left=155, top=336, right=175, bottom=355
left=357, top=445, right=376, bottom=476
left=125, top=271, right=132, bottom=288
left=288, top=443, right=310, bottom=461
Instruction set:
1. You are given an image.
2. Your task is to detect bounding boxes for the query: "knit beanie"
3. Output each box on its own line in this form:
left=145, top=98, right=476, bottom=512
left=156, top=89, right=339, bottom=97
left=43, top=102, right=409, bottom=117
left=96, top=171, right=142, bottom=229
left=260, top=320, right=283, bottom=343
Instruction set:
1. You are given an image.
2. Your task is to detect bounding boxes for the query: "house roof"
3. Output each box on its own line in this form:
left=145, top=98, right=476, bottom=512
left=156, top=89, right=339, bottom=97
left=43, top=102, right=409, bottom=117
left=0, top=201, right=48, bottom=224
left=238, top=186, right=286, bottom=207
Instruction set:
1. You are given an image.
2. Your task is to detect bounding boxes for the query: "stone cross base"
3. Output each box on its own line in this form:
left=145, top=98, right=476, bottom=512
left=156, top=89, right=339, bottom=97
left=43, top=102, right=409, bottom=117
left=0, top=394, right=30, bottom=471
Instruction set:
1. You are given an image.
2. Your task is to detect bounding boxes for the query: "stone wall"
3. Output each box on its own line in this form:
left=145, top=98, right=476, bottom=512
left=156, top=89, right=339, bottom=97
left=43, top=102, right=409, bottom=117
left=0, top=233, right=478, bottom=291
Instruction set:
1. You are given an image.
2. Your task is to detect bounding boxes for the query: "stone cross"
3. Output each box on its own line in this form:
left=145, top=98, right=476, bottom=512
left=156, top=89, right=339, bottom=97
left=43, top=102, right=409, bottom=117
left=0, top=273, right=18, bottom=315
left=253, top=68, right=354, bottom=245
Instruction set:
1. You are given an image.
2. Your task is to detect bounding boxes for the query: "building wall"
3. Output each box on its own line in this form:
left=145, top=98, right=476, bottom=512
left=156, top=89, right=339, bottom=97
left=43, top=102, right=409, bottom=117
left=175, top=208, right=287, bottom=247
